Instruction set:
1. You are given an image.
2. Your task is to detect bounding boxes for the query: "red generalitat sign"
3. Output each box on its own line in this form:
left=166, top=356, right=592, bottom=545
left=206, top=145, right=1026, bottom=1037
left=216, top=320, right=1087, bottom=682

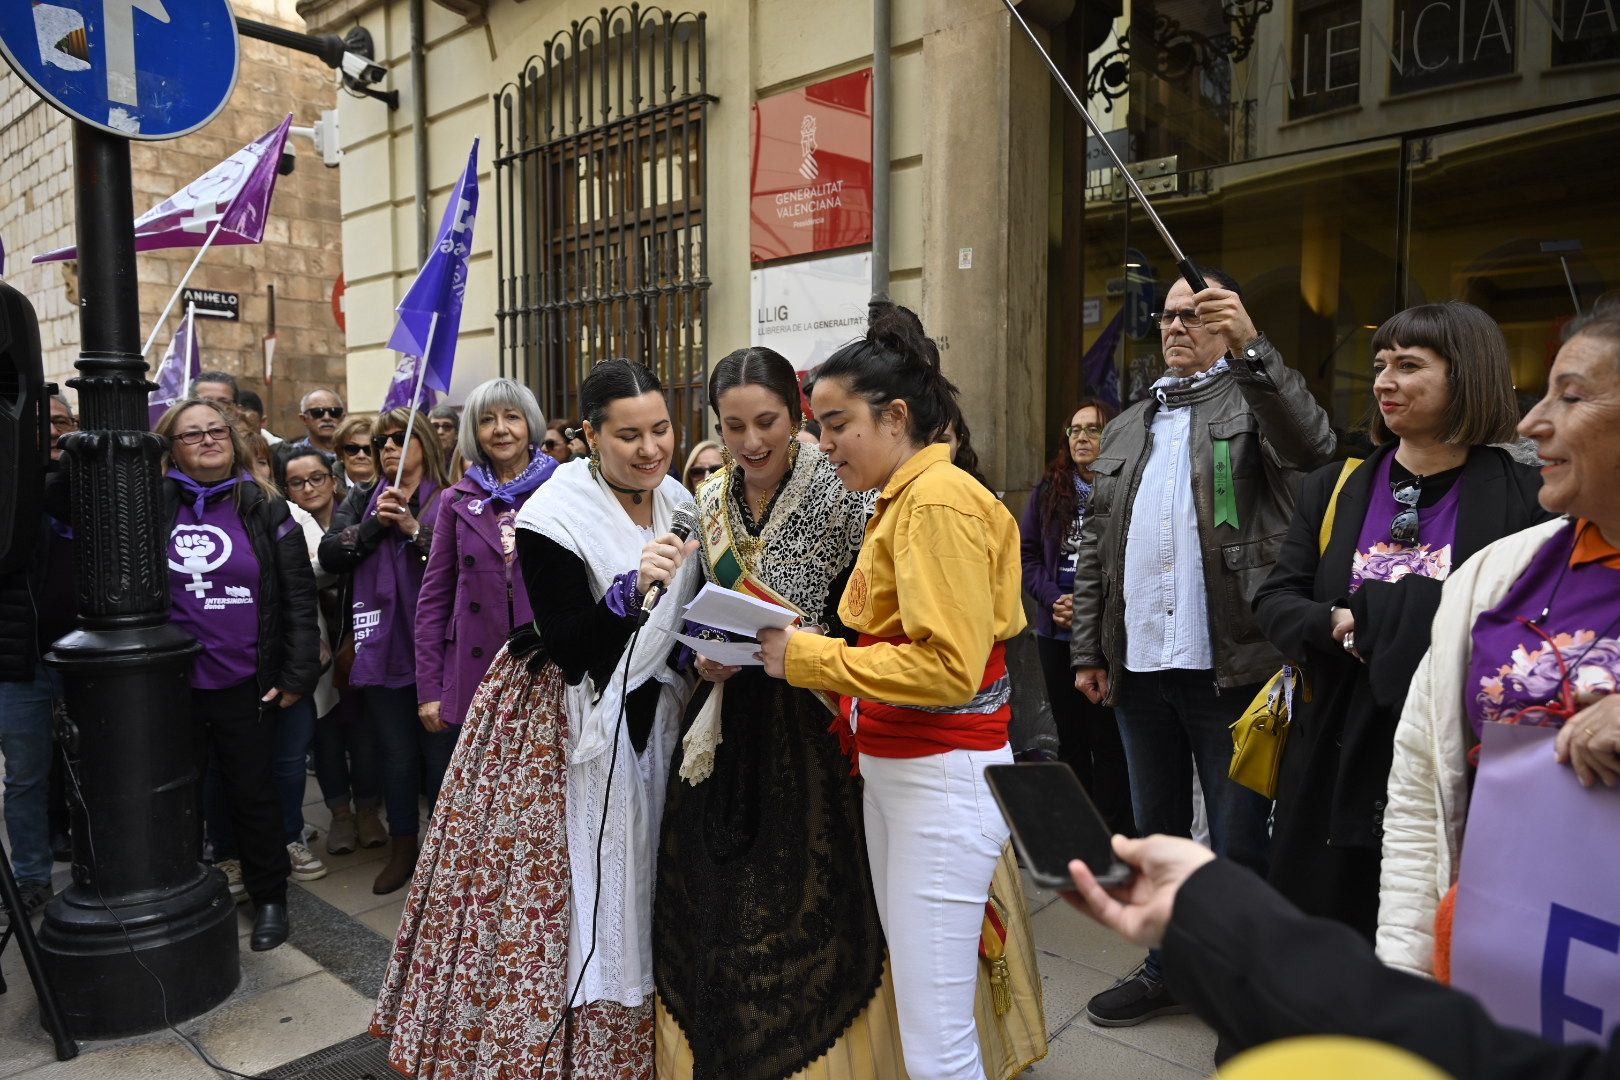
left=750, top=68, right=873, bottom=264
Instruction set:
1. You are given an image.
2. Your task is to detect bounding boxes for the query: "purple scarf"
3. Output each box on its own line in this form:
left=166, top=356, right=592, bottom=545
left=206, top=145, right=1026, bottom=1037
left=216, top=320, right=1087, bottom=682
left=168, top=469, right=246, bottom=518
left=466, top=448, right=556, bottom=509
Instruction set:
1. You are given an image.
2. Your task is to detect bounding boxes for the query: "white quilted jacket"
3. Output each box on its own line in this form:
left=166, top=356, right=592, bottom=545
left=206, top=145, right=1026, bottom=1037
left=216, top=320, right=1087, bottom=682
left=1376, top=517, right=1571, bottom=977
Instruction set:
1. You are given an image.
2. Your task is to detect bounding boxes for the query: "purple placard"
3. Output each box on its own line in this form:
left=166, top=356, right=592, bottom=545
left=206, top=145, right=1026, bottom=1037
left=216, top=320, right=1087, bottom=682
left=1451, top=720, right=1620, bottom=1045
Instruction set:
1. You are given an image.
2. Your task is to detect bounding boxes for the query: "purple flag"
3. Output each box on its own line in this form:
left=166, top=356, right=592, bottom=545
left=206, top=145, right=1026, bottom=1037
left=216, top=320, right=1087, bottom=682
left=149, top=307, right=201, bottom=428
left=35, top=116, right=293, bottom=264
left=1083, top=311, right=1123, bottom=409
left=386, top=140, right=479, bottom=395
left=381, top=354, right=440, bottom=414
left=1451, top=721, right=1620, bottom=1044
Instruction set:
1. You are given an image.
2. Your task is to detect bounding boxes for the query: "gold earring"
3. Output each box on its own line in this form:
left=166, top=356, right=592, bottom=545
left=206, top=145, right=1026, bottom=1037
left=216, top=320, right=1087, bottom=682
left=720, top=444, right=734, bottom=467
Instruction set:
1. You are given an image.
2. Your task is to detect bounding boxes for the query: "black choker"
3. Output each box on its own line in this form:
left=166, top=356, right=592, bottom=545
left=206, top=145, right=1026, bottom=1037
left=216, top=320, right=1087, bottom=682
left=602, top=474, right=646, bottom=505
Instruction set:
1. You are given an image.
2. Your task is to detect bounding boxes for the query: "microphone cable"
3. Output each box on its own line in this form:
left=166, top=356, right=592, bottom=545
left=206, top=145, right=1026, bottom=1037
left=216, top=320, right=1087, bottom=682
left=535, top=617, right=640, bottom=1070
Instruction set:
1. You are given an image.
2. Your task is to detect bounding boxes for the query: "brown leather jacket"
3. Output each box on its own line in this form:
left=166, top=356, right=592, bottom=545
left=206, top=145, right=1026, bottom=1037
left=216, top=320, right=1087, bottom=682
left=1069, top=334, right=1335, bottom=698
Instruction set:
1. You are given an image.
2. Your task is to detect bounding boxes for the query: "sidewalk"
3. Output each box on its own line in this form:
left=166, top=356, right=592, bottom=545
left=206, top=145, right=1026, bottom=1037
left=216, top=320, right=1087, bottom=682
left=0, top=778, right=1214, bottom=1078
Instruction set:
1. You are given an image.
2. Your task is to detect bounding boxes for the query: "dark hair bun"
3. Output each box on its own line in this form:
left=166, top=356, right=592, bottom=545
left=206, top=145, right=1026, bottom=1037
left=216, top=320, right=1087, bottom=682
left=813, top=304, right=959, bottom=446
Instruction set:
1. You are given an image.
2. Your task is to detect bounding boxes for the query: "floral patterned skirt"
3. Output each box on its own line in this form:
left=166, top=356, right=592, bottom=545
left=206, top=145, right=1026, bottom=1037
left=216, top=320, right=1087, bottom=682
left=370, top=648, right=653, bottom=1079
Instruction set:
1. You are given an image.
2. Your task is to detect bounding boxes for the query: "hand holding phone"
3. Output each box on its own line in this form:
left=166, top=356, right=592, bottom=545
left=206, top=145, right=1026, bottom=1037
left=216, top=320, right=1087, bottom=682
left=985, top=763, right=1134, bottom=890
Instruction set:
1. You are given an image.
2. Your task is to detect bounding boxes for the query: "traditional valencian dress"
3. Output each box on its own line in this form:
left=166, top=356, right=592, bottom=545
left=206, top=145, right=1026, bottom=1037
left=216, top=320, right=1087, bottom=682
left=371, top=457, right=700, bottom=1079
left=655, top=445, right=1046, bottom=1080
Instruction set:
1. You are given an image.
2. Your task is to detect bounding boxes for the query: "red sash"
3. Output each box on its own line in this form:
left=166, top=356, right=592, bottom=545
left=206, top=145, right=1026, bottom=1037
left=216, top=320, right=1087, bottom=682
left=830, top=636, right=1011, bottom=768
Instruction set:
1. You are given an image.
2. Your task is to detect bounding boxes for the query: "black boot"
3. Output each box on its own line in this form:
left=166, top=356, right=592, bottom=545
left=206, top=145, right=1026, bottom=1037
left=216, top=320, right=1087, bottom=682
left=251, top=902, right=289, bottom=952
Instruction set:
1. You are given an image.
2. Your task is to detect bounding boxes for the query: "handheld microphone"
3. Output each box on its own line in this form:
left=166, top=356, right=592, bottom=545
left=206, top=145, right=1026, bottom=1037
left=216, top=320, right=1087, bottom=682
left=639, top=504, right=698, bottom=621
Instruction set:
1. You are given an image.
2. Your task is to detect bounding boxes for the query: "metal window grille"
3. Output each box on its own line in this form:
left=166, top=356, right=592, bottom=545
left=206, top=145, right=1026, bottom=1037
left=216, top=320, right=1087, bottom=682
left=494, top=5, right=713, bottom=457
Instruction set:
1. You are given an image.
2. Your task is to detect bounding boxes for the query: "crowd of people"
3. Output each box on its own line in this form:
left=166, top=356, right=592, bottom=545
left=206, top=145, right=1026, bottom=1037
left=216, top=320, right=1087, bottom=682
left=3, top=278, right=1618, bottom=1077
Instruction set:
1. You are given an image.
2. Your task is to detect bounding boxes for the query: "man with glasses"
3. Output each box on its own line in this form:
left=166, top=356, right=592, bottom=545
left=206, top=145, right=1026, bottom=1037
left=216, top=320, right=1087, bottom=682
left=275, top=389, right=347, bottom=476
left=1070, top=266, right=1334, bottom=1029
left=48, top=394, right=77, bottom=462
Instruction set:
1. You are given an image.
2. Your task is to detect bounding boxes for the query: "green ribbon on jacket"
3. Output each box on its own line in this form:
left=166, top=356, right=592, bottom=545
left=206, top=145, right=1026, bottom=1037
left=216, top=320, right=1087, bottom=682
left=1212, top=438, right=1239, bottom=529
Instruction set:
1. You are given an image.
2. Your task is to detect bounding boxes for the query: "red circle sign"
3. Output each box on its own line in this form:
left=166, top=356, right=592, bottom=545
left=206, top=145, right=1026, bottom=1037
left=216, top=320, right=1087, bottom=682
left=331, top=274, right=346, bottom=333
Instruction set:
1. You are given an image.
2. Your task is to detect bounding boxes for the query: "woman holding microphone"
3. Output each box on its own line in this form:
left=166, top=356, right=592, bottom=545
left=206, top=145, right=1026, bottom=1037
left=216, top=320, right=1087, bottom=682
left=759, top=316, right=1037, bottom=1080
left=373, top=359, right=702, bottom=1079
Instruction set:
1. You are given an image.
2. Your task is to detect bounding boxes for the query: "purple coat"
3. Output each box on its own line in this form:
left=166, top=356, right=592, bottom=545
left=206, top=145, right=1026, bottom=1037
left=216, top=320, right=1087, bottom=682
left=1020, top=479, right=1066, bottom=638
left=414, top=470, right=548, bottom=726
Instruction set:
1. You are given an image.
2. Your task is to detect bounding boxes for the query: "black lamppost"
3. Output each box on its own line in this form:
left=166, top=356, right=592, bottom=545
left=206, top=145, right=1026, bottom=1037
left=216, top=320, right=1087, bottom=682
left=40, top=124, right=239, bottom=1039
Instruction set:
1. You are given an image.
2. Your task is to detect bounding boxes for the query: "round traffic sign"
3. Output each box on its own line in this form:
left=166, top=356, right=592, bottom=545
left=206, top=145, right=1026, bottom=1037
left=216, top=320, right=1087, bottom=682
left=0, top=1, right=240, bottom=141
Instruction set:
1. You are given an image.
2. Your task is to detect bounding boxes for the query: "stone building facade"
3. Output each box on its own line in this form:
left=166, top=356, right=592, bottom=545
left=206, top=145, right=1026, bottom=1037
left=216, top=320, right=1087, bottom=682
left=0, top=0, right=347, bottom=436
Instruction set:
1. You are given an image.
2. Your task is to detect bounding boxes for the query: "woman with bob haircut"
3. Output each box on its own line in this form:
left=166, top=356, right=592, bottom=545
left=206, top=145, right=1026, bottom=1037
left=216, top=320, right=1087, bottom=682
left=154, top=399, right=319, bottom=952
left=319, top=407, right=453, bottom=896
left=415, top=377, right=557, bottom=733
left=758, top=313, right=1046, bottom=1080
left=1254, top=300, right=1550, bottom=939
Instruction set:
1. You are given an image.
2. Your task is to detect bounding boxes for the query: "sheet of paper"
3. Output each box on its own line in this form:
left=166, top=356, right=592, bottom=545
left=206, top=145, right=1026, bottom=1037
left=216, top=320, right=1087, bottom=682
left=680, top=582, right=799, bottom=638
left=667, top=631, right=764, bottom=667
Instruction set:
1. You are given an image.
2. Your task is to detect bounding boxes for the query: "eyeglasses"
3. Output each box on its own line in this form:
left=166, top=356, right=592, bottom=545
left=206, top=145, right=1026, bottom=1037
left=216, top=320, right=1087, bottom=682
left=1390, top=478, right=1421, bottom=545
left=303, top=407, right=346, bottom=420
left=286, top=473, right=333, bottom=492
left=341, top=442, right=374, bottom=457
left=50, top=415, right=78, bottom=431
left=1064, top=424, right=1105, bottom=439
left=371, top=431, right=408, bottom=451
left=542, top=438, right=561, bottom=450
left=173, top=425, right=232, bottom=446
left=1153, top=309, right=1204, bottom=330
left=688, top=464, right=725, bottom=480
left=429, top=419, right=455, bottom=431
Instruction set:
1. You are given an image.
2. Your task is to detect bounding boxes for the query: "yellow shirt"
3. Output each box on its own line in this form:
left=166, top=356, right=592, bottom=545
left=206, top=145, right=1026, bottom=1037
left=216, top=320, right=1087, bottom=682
left=785, top=443, right=1026, bottom=706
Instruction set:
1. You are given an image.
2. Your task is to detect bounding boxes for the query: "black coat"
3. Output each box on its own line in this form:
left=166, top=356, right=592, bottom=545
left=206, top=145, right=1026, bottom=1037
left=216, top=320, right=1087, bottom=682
left=1252, top=443, right=1550, bottom=928
left=163, top=478, right=321, bottom=698
left=1163, top=858, right=1620, bottom=1078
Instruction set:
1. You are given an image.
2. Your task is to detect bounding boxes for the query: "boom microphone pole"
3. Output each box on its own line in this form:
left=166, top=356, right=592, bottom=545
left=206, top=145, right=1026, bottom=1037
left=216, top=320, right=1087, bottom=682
left=997, top=0, right=1209, bottom=294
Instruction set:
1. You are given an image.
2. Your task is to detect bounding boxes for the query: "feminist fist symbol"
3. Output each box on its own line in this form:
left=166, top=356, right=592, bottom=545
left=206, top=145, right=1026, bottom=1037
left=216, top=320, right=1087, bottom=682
left=175, top=532, right=218, bottom=568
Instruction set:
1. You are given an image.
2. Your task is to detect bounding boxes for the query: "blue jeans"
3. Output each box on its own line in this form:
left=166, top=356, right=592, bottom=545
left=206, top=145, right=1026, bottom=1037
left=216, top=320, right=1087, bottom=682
left=0, top=666, right=60, bottom=885
left=209, top=694, right=319, bottom=852
left=1115, top=668, right=1271, bottom=978
left=359, top=685, right=457, bottom=837
left=311, top=692, right=379, bottom=809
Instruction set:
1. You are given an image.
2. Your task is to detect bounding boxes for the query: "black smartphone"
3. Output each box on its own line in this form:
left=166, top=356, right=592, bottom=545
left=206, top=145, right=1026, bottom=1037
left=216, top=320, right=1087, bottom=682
left=985, top=762, right=1133, bottom=890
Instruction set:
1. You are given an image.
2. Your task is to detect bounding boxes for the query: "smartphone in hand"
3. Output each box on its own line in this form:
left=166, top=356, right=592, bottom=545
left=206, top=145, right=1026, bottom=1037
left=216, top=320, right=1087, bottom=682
left=985, top=762, right=1133, bottom=890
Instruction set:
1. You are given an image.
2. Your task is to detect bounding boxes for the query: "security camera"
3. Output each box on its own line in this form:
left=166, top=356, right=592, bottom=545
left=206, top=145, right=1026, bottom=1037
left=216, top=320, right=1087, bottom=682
left=341, top=52, right=386, bottom=86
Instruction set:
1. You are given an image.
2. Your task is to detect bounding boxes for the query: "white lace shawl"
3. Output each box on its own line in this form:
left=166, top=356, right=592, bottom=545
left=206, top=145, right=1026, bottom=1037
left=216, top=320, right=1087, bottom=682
left=513, top=456, right=699, bottom=1007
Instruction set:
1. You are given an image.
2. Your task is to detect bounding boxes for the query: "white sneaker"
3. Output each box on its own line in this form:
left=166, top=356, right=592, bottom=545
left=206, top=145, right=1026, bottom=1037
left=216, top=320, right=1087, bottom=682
left=217, top=858, right=248, bottom=904
left=287, top=841, right=328, bottom=882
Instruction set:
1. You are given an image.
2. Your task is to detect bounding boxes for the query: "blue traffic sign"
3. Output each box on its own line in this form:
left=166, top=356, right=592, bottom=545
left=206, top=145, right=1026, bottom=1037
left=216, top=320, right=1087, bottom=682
left=0, top=1, right=239, bottom=140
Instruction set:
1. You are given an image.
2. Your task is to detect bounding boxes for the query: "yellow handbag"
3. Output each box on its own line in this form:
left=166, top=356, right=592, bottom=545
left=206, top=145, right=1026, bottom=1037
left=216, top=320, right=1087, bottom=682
left=1229, top=458, right=1362, bottom=799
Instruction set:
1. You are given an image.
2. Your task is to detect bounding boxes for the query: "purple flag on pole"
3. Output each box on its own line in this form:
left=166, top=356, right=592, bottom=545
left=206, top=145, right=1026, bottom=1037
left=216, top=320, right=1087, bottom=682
left=1082, top=311, right=1123, bottom=409
left=35, top=116, right=293, bottom=264
left=149, top=306, right=201, bottom=428
left=386, top=140, right=479, bottom=395
left=381, top=355, right=439, bottom=414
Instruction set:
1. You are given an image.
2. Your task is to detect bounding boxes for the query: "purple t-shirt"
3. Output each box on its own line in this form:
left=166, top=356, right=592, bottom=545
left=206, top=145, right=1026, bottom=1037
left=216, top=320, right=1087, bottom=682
left=1349, top=454, right=1464, bottom=593
left=1467, top=522, right=1620, bottom=737
left=168, top=494, right=261, bottom=690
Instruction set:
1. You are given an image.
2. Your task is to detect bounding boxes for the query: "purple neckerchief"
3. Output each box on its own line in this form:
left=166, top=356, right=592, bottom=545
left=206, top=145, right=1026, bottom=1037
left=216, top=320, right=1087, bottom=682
left=466, top=448, right=556, bottom=510
left=167, top=469, right=245, bottom=518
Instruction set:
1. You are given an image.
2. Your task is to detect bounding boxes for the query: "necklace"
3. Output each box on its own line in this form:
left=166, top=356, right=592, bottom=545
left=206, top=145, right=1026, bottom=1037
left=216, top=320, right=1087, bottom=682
left=593, top=461, right=646, bottom=505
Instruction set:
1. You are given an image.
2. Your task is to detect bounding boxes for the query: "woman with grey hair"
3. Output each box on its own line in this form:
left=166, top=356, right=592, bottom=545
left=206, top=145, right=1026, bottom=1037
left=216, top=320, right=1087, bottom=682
left=415, top=379, right=557, bottom=738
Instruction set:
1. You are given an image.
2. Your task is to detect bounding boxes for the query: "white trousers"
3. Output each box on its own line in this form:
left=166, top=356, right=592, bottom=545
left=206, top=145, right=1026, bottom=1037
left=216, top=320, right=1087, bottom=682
left=860, top=745, right=1013, bottom=1080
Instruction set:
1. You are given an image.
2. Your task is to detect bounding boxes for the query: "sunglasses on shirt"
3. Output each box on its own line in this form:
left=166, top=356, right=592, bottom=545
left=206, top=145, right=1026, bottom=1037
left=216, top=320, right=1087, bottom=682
left=303, top=407, right=346, bottom=420
left=1390, top=478, right=1421, bottom=545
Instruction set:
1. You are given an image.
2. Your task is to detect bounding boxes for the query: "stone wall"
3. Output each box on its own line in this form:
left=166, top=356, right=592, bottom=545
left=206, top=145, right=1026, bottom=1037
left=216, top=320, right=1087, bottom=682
left=0, top=0, right=346, bottom=437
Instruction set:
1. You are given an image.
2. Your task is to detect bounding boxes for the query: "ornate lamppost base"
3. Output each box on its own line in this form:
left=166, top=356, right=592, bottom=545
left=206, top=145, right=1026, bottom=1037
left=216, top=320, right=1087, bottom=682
left=42, top=622, right=240, bottom=1039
